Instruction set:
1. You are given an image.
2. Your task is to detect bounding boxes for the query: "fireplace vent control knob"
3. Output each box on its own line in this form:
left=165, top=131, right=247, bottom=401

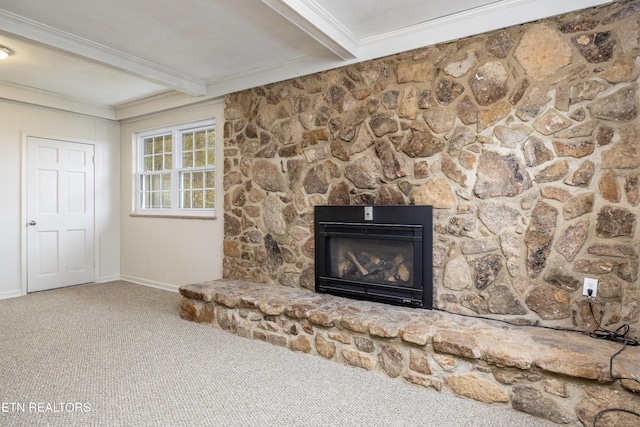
left=364, top=206, right=373, bottom=221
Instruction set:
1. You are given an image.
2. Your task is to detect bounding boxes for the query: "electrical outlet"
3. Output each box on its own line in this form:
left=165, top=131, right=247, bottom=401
left=583, top=278, right=598, bottom=297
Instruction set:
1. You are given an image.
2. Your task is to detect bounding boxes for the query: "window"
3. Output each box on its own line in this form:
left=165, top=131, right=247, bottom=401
left=136, top=119, right=216, bottom=217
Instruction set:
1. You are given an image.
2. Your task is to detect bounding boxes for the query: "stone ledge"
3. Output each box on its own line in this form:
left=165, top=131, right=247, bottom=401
left=180, top=279, right=640, bottom=425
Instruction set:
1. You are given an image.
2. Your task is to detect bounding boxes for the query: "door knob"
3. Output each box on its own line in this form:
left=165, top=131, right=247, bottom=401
left=28, top=220, right=36, bottom=226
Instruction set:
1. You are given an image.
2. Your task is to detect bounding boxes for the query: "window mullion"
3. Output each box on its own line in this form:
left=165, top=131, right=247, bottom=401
left=172, top=130, right=180, bottom=214
left=137, top=138, right=144, bottom=211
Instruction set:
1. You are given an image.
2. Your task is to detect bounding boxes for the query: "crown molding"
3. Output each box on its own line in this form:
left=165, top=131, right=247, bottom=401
left=261, top=0, right=359, bottom=59
left=0, top=9, right=206, bottom=96
left=0, top=81, right=116, bottom=120
left=260, top=0, right=613, bottom=66
left=116, top=91, right=223, bottom=121
left=358, top=0, right=614, bottom=59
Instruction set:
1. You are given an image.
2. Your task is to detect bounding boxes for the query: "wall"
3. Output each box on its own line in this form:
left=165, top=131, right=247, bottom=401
left=119, top=100, right=225, bottom=291
left=0, top=99, right=121, bottom=298
left=223, top=1, right=640, bottom=336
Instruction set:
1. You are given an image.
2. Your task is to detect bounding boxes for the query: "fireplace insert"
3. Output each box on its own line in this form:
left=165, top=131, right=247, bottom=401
left=314, top=205, right=433, bottom=309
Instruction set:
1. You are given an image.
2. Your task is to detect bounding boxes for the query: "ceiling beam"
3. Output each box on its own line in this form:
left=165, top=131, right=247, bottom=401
left=0, top=9, right=206, bottom=96
left=261, top=0, right=359, bottom=60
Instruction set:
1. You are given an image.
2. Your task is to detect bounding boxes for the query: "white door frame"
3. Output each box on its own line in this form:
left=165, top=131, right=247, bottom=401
left=20, top=132, right=98, bottom=295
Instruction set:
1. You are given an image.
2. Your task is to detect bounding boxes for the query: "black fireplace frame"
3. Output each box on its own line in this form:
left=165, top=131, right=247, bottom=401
left=314, top=205, right=433, bottom=309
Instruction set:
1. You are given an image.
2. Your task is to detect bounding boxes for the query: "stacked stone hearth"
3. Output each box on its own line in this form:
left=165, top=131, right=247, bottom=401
left=195, top=0, right=640, bottom=424
left=180, top=279, right=640, bottom=425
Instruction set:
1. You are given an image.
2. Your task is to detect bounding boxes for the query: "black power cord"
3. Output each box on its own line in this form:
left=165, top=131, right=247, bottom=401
left=587, top=289, right=640, bottom=346
left=434, top=294, right=640, bottom=426
left=593, top=408, right=640, bottom=426
left=587, top=293, right=639, bottom=346
left=586, top=293, right=640, bottom=427
left=587, top=295, right=640, bottom=381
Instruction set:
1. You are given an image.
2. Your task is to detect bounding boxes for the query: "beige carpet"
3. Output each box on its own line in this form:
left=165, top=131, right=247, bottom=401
left=0, top=281, right=554, bottom=427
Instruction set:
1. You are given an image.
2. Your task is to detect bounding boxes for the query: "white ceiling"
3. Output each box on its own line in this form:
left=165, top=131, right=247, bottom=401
left=0, top=0, right=613, bottom=120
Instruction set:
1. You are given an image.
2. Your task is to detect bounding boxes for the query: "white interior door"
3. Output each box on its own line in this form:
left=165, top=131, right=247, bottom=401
left=27, top=137, right=95, bottom=292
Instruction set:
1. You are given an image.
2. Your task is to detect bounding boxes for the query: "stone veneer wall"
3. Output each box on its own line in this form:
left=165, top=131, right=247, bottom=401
left=223, top=0, right=640, bottom=337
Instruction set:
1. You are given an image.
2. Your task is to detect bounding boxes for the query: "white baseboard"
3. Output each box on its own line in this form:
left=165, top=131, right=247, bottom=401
left=96, top=275, right=121, bottom=283
left=119, top=275, right=181, bottom=293
left=0, top=289, right=23, bottom=300
left=0, top=278, right=181, bottom=299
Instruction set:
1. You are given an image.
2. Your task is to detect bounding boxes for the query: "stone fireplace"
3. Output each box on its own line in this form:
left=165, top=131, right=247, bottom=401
left=188, top=2, right=640, bottom=424
left=314, top=205, right=433, bottom=308
left=222, top=0, right=639, bottom=341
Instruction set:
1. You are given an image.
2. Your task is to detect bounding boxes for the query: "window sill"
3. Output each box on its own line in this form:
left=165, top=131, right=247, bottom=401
left=130, top=213, right=216, bottom=220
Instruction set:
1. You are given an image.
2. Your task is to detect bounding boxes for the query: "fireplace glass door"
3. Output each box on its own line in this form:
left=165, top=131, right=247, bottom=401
left=328, top=229, right=416, bottom=288
left=315, top=205, right=433, bottom=309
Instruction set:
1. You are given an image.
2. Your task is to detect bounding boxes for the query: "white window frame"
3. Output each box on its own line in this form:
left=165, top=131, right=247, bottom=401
left=134, top=119, right=216, bottom=218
